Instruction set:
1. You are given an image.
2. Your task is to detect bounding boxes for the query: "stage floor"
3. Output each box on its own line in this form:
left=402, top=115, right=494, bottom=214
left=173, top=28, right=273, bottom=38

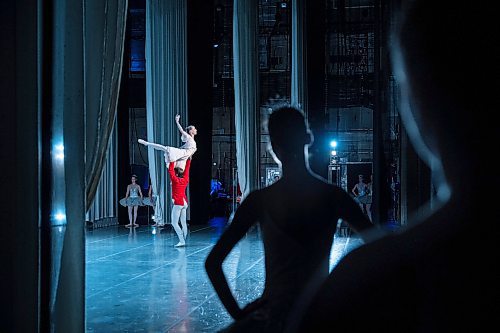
left=85, top=219, right=363, bottom=332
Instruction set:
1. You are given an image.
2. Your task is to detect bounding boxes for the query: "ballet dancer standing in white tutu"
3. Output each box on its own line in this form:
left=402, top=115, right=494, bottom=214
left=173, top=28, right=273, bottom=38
left=138, top=114, right=197, bottom=171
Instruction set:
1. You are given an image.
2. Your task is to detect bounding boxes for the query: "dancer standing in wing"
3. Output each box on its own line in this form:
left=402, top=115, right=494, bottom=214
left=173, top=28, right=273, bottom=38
left=119, top=174, right=144, bottom=227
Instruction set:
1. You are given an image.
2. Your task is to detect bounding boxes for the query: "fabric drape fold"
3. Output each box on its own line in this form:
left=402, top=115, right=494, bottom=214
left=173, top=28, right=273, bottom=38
left=86, top=124, right=117, bottom=223
left=84, top=0, right=128, bottom=212
left=45, top=0, right=86, bottom=330
left=233, top=0, right=260, bottom=200
left=145, top=0, right=189, bottom=225
left=291, top=0, right=306, bottom=112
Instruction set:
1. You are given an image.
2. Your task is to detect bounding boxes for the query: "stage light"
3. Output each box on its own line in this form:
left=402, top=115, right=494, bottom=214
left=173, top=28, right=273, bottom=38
left=330, top=140, right=338, bottom=148
left=213, top=44, right=219, bottom=48
left=54, top=143, right=65, bottom=160
left=331, top=150, right=337, bottom=156
left=54, top=212, right=66, bottom=222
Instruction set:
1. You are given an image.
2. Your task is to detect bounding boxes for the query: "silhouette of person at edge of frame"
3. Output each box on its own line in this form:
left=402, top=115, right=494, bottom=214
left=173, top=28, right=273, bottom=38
left=205, top=106, right=374, bottom=333
left=286, top=1, right=488, bottom=332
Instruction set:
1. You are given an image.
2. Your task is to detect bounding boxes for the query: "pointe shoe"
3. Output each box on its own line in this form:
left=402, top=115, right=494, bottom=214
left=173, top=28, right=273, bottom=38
left=174, top=242, right=186, bottom=247
left=138, top=139, right=146, bottom=145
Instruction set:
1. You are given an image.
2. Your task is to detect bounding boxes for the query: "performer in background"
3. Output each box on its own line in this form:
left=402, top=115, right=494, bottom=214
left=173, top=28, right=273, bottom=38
left=365, top=173, right=373, bottom=222
left=119, top=174, right=144, bottom=227
left=143, top=179, right=157, bottom=225
left=138, top=114, right=197, bottom=171
left=168, top=157, right=192, bottom=247
left=351, top=174, right=369, bottom=213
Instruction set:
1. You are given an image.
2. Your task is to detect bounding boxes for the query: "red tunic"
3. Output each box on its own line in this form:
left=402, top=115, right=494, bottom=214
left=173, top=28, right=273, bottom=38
left=168, top=159, right=191, bottom=205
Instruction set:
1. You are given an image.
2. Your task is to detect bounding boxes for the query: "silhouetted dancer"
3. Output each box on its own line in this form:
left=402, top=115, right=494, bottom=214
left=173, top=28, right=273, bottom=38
left=205, top=106, right=373, bottom=332
left=288, top=1, right=486, bottom=332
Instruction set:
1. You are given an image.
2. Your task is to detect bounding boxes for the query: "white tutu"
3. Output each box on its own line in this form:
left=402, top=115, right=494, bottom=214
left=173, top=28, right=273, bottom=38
left=163, top=147, right=197, bottom=170
left=140, top=134, right=197, bottom=170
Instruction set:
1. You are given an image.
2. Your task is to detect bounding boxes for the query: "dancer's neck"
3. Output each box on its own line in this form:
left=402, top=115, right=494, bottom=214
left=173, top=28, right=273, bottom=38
left=280, top=159, right=309, bottom=179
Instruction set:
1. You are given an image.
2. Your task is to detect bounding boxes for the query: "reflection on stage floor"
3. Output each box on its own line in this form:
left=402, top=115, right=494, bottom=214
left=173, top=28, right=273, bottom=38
left=85, top=220, right=363, bottom=332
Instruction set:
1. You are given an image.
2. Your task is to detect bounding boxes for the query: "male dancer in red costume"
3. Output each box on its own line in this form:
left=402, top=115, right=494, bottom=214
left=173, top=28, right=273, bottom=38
left=168, top=157, right=191, bottom=247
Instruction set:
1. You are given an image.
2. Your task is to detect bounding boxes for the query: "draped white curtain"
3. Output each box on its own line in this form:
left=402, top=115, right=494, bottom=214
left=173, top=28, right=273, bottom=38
left=145, top=0, right=188, bottom=225
left=233, top=0, right=260, bottom=200
left=86, top=123, right=117, bottom=223
left=84, top=0, right=128, bottom=214
left=291, top=0, right=306, bottom=113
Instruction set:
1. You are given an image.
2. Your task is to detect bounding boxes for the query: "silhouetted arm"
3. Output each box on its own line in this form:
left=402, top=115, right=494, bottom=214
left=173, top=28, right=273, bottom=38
left=205, top=193, right=259, bottom=320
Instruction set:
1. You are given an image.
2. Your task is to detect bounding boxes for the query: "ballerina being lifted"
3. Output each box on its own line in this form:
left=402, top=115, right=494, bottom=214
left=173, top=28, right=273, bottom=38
left=138, top=114, right=197, bottom=171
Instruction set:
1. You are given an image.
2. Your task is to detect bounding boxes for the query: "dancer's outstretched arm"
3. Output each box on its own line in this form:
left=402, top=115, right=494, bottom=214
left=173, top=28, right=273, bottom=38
left=138, top=139, right=168, bottom=152
left=175, top=114, right=189, bottom=137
